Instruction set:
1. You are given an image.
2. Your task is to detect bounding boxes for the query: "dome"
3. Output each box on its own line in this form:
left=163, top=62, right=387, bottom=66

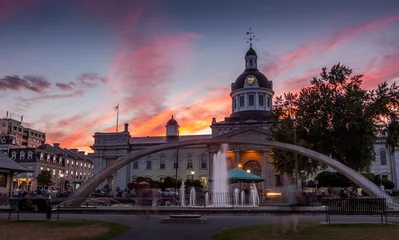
left=166, top=115, right=178, bottom=126
left=232, top=69, right=269, bottom=90
left=245, top=47, right=257, bottom=57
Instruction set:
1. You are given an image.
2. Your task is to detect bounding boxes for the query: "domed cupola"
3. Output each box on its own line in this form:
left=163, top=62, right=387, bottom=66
left=229, top=29, right=274, bottom=121
left=166, top=115, right=179, bottom=139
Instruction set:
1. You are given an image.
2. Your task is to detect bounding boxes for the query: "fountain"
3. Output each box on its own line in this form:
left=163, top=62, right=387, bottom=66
left=212, top=144, right=229, bottom=207
left=249, top=183, right=260, bottom=207
left=189, top=187, right=196, bottom=207
left=180, top=180, right=185, bottom=206
left=234, top=188, right=239, bottom=206
left=241, top=190, right=245, bottom=206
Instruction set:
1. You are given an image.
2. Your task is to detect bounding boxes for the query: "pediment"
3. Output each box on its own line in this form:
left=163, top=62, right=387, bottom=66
left=215, top=126, right=268, bottom=141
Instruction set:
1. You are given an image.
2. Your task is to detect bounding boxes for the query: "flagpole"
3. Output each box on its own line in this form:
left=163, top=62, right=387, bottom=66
left=116, top=103, right=119, bottom=132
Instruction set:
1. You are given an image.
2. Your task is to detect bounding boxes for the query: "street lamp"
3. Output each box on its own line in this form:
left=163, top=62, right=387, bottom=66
left=60, top=173, right=64, bottom=193
left=246, top=170, right=251, bottom=173
left=191, top=171, right=195, bottom=181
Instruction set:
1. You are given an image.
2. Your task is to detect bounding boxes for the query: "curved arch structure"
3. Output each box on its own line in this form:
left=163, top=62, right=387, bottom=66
left=68, top=138, right=392, bottom=204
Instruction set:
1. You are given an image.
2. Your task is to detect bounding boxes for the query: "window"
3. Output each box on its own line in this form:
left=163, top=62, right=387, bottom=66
left=173, top=155, right=178, bottom=169
left=47, top=154, right=50, bottom=162
left=248, top=95, right=255, bottom=106
left=233, top=97, right=237, bottom=110
left=11, top=151, right=16, bottom=160
left=20, top=151, right=25, bottom=160
left=133, top=161, right=138, bottom=169
left=27, top=151, right=33, bottom=159
left=259, top=94, right=265, bottom=106
left=160, top=155, right=165, bottom=169
left=67, top=159, right=69, bottom=165
left=380, top=150, right=387, bottom=165
left=66, top=170, right=69, bottom=175
left=146, top=157, right=152, bottom=169
left=267, top=96, right=271, bottom=108
left=382, top=175, right=388, bottom=181
left=59, top=157, right=62, bottom=164
left=53, top=155, right=57, bottom=163
left=40, top=167, right=43, bottom=170
left=187, top=155, right=193, bottom=169
left=159, top=177, right=165, bottom=183
left=200, top=154, right=207, bottom=169
left=0, top=173, right=6, bottom=187
left=239, top=95, right=245, bottom=107
left=106, top=159, right=115, bottom=166
left=201, top=177, right=207, bottom=188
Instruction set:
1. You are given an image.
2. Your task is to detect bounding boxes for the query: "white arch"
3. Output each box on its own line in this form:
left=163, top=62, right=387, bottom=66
left=68, top=138, right=392, bottom=203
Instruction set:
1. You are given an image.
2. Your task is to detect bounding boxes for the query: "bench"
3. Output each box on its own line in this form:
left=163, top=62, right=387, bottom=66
left=325, top=198, right=387, bottom=223
left=8, top=198, right=57, bottom=220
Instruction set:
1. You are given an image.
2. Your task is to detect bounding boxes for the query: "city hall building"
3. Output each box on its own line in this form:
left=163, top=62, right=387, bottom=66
left=91, top=45, right=399, bottom=191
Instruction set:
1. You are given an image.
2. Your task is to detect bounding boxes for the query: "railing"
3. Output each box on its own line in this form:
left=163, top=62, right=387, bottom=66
left=325, top=198, right=388, bottom=223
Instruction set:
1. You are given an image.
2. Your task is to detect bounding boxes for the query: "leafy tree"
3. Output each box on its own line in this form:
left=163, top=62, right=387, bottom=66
left=315, top=171, right=351, bottom=187
left=269, top=63, right=399, bottom=175
left=36, top=170, right=52, bottom=187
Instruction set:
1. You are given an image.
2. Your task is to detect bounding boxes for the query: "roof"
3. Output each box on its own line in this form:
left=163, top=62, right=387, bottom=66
left=227, top=168, right=264, bottom=182
left=245, top=47, right=257, bottom=57
left=0, top=152, right=32, bottom=172
left=130, top=134, right=212, bottom=145
left=232, top=69, right=270, bottom=91
left=166, top=116, right=179, bottom=126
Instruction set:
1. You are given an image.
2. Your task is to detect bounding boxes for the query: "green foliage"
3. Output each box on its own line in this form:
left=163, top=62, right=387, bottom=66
left=268, top=64, right=399, bottom=175
left=361, top=172, right=395, bottom=189
left=36, top=170, right=52, bottom=187
left=316, top=171, right=351, bottom=187
left=184, top=179, right=202, bottom=188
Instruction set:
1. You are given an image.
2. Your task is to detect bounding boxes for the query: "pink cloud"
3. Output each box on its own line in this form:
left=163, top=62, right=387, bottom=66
left=0, top=0, right=41, bottom=21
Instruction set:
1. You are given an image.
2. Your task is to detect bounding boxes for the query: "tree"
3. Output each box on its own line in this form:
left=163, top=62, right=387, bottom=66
left=269, top=63, right=399, bottom=175
left=36, top=170, right=52, bottom=187
left=315, top=171, right=350, bottom=187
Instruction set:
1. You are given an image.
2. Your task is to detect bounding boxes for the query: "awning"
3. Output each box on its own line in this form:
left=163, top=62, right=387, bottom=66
left=227, top=168, right=264, bottom=183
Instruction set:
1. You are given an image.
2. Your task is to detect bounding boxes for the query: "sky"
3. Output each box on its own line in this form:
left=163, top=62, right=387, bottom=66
left=0, top=0, right=399, bottom=153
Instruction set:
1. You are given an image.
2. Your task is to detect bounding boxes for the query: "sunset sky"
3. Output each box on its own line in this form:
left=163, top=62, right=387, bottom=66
left=1, top=0, right=398, bottom=153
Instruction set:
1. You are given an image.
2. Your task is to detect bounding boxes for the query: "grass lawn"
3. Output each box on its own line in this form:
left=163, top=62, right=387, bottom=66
left=0, top=219, right=130, bottom=240
left=211, top=222, right=399, bottom=240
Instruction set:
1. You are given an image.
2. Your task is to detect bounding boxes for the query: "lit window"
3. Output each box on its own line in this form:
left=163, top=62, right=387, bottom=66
left=20, top=151, right=26, bottom=160
left=187, top=155, right=193, bottom=169
left=11, top=151, right=16, bottom=160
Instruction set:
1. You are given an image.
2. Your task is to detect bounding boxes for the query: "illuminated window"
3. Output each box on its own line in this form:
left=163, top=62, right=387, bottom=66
left=187, top=155, right=193, bottom=169
left=20, top=151, right=25, bottom=160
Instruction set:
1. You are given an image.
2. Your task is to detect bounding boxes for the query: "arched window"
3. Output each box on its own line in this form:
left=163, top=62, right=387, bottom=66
left=380, top=150, right=387, bottom=165
left=243, top=160, right=262, bottom=176
left=11, top=151, right=16, bottom=160
left=200, top=154, right=207, bottom=169
left=187, top=155, right=193, bottom=169
left=160, top=155, right=165, bottom=169
left=146, top=156, right=152, bottom=169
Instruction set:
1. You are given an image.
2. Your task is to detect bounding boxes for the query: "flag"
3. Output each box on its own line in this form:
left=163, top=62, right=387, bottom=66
left=114, top=103, right=119, bottom=111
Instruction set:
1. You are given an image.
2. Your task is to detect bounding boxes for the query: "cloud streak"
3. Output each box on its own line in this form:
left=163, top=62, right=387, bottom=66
left=20, top=90, right=84, bottom=101
left=0, top=75, right=51, bottom=92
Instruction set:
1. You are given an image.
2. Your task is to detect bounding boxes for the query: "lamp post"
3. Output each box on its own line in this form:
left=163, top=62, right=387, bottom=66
left=191, top=171, right=195, bottom=181
left=60, top=173, right=64, bottom=194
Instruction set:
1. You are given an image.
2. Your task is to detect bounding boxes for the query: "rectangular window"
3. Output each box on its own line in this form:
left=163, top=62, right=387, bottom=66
left=200, top=155, right=207, bottom=169
left=106, top=159, right=115, bottom=166
left=382, top=175, right=388, bottom=181
left=267, top=96, right=271, bottom=108
left=239, top=95, right=245, bottom=107
left=0, top=173, right=7, bottom=187
left=160, top=157, right=165, bottom=169
left=248, top=95, right=255, bottom=106
left=259, top=94, right=264, bottom=106
left=133, top=161, right=138, bottom=169
left=275, top=175, right=283, bottom=187
left=146, top=159, right=152, bottom=169
left=233, top=98, right=237, bottom=110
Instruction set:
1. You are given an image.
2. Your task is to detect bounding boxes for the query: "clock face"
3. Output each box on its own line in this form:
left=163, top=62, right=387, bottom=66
left=246, top=76, right=256, bottom=85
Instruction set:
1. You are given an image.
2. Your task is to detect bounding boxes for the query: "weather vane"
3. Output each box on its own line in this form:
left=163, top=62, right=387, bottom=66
left=245, top=28, right=257, bottom=48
